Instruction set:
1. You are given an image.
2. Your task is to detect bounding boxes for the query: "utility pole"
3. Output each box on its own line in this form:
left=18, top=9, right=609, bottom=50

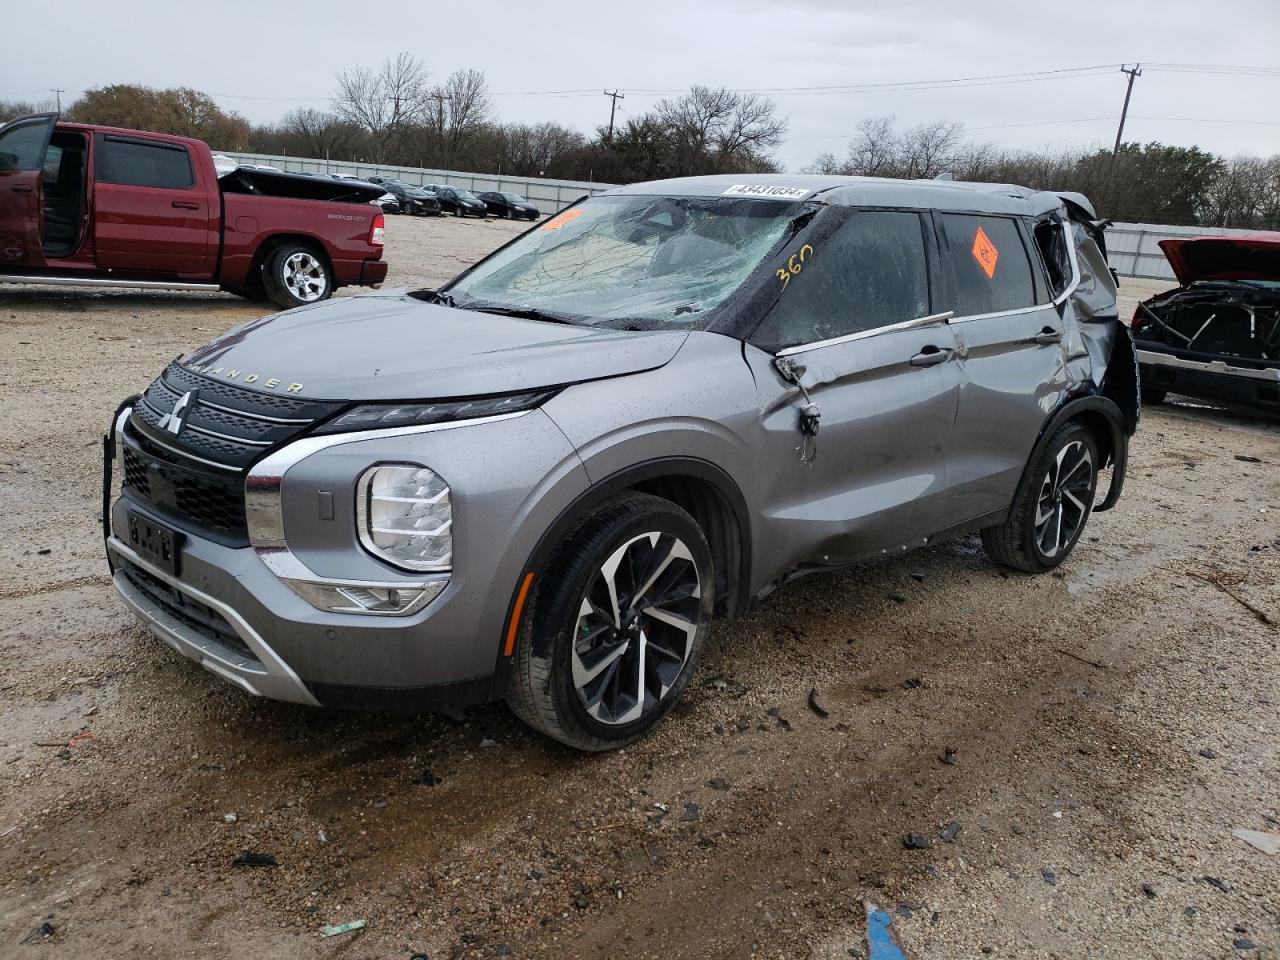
left=603, top=89, right=624, bottom=141
left=1112, top=64, right=1142, bottom=158
left=50, top=88, right=64, bottom=111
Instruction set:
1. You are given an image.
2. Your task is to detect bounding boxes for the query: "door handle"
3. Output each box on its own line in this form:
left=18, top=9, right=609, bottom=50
left=171, top=200, right=200, bottom=210
left=1034, top=326, right=1063, bottom=345
left=909, top=345, right=951, bottom=367
left=10, top=184, right=33, bottom=193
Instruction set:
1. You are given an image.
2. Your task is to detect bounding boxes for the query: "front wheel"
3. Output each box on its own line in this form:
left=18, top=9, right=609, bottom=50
left=454, top=205, right=464, bottom=218
left=981, top=422, right=1099, bottom=573
left=507, top=493, right=714, bottom=751
left=262, top=243, right=332, bottom=310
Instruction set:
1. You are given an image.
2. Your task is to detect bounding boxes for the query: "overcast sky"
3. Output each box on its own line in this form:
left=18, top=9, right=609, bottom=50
left=4, top=0, right=1278, bottom=168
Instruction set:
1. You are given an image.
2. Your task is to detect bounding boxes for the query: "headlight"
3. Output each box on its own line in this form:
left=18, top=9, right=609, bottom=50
left=315, top=390, right=555, bottom=434
left=356, top=464, right=452, bottom=571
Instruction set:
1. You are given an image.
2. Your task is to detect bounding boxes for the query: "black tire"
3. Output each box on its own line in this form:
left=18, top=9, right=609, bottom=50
left=981, top=421, right=1099, bottom=573
left=505, top=208, right=514, bottom=219
left=507, top=493, right=714, bottom=751
left=262, top=243, right=332, bottom=310
left=1140, top=385, right=1167, bottom=405
left=454, top=205, right=464, bottom=218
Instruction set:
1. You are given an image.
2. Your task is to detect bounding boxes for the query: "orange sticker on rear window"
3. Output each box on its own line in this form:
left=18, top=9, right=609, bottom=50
left=540, top=209, right=584, bottom=231
left=971, top=226, right=999, bottom=279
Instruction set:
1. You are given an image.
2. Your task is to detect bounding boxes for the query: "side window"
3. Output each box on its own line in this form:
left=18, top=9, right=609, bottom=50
left=752, top=210, right=930, bottom=349
left=1034, top=218, right=1072, bottom=300
left=940, top=214, right=1036, bottom=316
left=97, top=137, right=194, bottom=190
left=0, top=119, right=52, bottom=172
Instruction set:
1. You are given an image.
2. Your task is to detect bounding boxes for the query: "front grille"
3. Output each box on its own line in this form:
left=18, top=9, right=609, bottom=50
left=117, top=555, right=260, bottom=665
left=122, top=363, right=343, bottom=543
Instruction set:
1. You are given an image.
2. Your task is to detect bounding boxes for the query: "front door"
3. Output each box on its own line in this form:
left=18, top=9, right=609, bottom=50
left=745, top=208, right=963, bottom=573
left=934, top=212, right=1070, bottom=519
left=92, top=134, right=215, bottom=277
left=0, top=113, right=57, bottom=268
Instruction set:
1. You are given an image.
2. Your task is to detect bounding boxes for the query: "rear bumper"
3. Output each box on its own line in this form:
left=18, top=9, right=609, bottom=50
left=1137, top=348, right=1280, bottom=413
left=359, top=258, right=388, bottom=285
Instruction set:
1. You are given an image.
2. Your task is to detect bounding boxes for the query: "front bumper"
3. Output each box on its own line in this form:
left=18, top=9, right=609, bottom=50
left=1137, top=348, right=1280, bottom=413
left=105, top=406, right=590, bottom=712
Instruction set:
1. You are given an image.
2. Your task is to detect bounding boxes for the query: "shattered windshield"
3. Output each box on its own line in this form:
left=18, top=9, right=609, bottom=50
left=445, top=195, right=803, bottom=327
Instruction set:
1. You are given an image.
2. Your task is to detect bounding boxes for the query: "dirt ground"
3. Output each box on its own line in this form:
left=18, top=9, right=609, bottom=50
left=1, top=215, right=1277, bottom=960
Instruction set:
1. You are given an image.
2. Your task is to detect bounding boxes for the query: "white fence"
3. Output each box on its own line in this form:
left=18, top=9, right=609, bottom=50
left=221, top=152, right=616, bottom=215
left=1106, top=221, right=1259, bottom=280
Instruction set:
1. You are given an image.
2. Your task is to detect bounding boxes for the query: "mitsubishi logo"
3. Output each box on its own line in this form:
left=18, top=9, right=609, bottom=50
left=159, top=390, right=197, bottom=436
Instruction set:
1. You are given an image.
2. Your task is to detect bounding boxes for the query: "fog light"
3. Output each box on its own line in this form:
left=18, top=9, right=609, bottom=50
left=282, top=577, right=446, bottom=616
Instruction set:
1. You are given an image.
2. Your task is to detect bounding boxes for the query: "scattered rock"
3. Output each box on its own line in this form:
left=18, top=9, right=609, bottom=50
left=903, top=833, right=931, bottom=850
left=21, top=923, right=55, bottom=944
left=1198, top=748, right=1219, bottom=759
left=232, top=851, right=278, bottom=868
left=887, top=593, right=907, bottom=604
left=941, top=746, right=958, bottom=766
left=901, top=678, right=923, bottom=690
left=413, top=769, right=442, bottom=786
left=678, top=803, right=701, bottom=822
left=941, top=822, right=962, bottom=843
left=1204, top=875, right=1230, bottom=893
left=707, top=777, right=729, bottom=791
left=571, top=882, right=592, bottom=910
left=1234, top=938, right=1257, bottom=951
left=223, top=812, right=238, bottom=824
left=910, top=572, right=926, bottom=582
left=766, top=707, right=792, bottom=731
left=1041, top=869, right=1057, bottom=886
left=1234, top=455, right=1261, bottom=463
left=479, top=738, right=497, bottom=749
left=1142, top=882, right=1157, bottom=899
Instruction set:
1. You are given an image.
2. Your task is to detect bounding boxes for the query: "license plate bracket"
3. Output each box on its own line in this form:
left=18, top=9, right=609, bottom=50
left=127, top=511, right=184, bottom=577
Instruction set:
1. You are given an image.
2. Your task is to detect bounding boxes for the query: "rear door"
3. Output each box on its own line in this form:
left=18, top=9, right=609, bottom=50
left=744, top=208, right=963, bottom=565
left=0, top=113, right=57, bottom=268
left=938, top=211, right=1069, bottom=520
left=92, top=134, right=217, bottom=277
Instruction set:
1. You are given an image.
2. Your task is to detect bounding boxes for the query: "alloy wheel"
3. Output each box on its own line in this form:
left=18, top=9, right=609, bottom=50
left=281, top=251, right=326, bottom=302
left=1034, top=440, right=1093, bottom=558
left=571, top=531, right=702, bottom=725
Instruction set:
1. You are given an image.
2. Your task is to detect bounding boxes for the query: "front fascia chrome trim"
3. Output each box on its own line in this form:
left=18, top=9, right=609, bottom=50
left=1137, top=349, right=1280, bottom=383
left=775, top=311, right=955, bottom=357
left=0, top=273, right=220, bottom=291
left=126, top=413, right=242, bottom=472
left=107, top=535, right=321, bottom=706
left=244, top=410, right=527, bottom=613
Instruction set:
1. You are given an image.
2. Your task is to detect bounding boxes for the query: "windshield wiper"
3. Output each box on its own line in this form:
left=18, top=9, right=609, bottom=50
left=464, top=304, right=577, bottom=325
left=414, top=289, right=457, bottom=307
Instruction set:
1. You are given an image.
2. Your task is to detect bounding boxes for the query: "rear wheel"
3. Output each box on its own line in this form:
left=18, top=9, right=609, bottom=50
left=507, top=493, right=714, bottom=751
left=262, top=243, right=332, bottom=310
left=981, top=422, right=1099, bottom=573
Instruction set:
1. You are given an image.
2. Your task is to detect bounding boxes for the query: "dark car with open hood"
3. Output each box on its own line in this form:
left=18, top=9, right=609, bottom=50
left=1132, top=233, right=1280, bottom=417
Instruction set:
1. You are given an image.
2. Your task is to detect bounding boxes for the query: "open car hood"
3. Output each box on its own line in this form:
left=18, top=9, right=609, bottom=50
left=1159, top=233, right=1280, bottom=285
left=180, top=293, right=688, bottom=401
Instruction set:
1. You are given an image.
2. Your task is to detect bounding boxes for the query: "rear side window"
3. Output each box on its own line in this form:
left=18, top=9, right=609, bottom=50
left=941, top=214, right=1036, bottom=316
left=97, top=137, right=194, bottom=189
left=1034, top=218, right=1072, bottom=300
left=752, top=210, right=930, bottom=349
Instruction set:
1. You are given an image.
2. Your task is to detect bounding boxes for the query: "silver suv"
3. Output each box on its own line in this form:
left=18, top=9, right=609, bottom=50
left=104, top=175, right=1138, bottom=750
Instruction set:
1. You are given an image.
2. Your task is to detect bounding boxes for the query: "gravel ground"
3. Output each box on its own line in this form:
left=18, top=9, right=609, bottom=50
left=0, top=216, right=1277, bottom=959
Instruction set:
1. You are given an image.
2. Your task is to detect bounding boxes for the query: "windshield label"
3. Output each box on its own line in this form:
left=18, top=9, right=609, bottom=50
left=723, top=184, right=811, bottom=200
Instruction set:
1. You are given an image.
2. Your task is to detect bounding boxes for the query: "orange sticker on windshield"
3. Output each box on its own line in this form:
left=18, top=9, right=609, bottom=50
left=540, top=209, right=584, bottom=231
left=971, top=226, right=999, bottom=279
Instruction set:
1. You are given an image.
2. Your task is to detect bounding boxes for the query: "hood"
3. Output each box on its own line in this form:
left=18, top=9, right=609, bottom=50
left=1159, top=233, right=1280, bottom=285
left=180, top=293, right=688, bottom=401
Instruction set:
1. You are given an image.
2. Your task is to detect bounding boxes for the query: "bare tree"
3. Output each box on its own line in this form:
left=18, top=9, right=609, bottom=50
left=898, top=120, right=965, bottom=179
left=653, top=86, right=786, bottom=175
left=424, top=69, right=492, bottom=167
left=495, top=121, right=586, bottom=177
left=846, top=115, right=898, bottom=177
left=333, top=52, right=431, bottom=161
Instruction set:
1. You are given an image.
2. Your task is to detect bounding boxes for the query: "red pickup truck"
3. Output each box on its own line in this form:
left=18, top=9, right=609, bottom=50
left=0, top=113, right=387, bottom=308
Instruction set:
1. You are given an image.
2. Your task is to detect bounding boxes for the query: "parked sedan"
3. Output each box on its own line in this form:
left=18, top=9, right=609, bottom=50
left=477, top=191, right=540, bottom=220
left=431, top=186, right=488, bottom=218
left=1132, top=233, right=1280, bottom=417
left=369, top=180, right=440, bottom=216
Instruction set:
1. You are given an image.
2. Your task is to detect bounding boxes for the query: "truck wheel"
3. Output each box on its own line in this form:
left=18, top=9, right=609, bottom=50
left=507, top=493, right=714, bottom=751
left=263, top=243, right=332, bottom=310
left=981, top=422, right=1099, bottom=574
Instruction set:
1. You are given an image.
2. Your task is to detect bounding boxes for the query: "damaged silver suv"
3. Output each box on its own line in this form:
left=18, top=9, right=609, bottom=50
left=105, top=175, right=1138, bottom=750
